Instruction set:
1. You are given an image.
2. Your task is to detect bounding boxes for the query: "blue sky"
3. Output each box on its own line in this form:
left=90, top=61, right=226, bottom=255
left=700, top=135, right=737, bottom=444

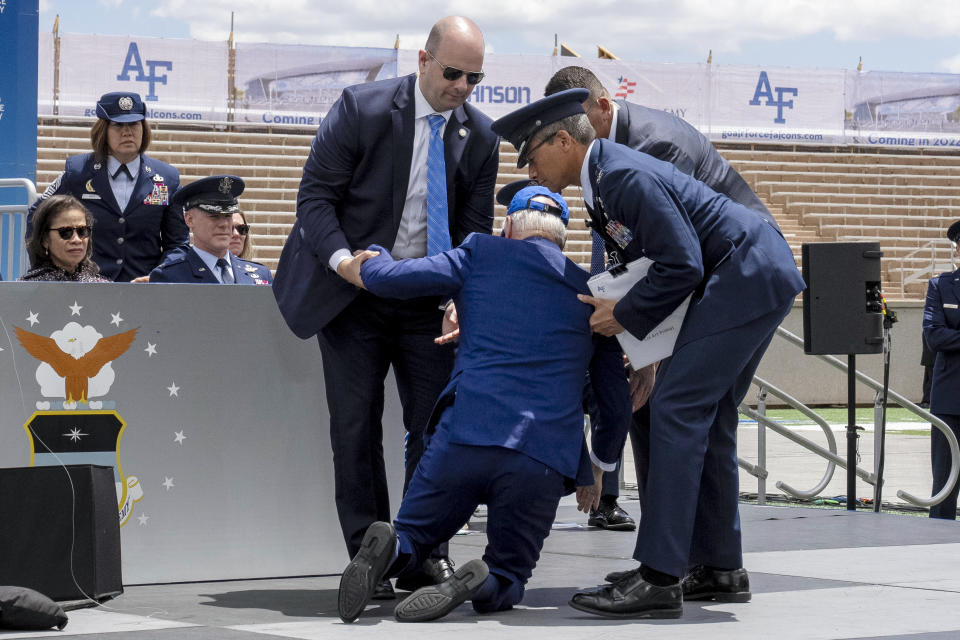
left=37, top=0, right=960, bottom=74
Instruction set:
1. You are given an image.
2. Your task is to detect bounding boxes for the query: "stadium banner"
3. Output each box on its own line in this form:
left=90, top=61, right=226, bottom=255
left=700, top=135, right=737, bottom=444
left=35, top=33, right=960, bottom=149
left=233, top=43, right=397, bottom=126
left=844, top=70, right=960, bottom=148
left=38, top=33, right=228, bottom=121
left=707, top=65, right=845, bottom=144
left=398, top=52, right=709, bottom=125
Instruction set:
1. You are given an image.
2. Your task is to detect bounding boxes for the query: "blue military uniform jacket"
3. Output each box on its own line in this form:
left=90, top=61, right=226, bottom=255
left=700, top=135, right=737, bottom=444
left=586, top=139, right=804, bottom=345
left=272, top=73, right=500, bottom=339
left=614, top=100, right=779, bottom=232
left=361, top=233, right=629, bottom=483
left=29, top=152, right=188, bottom=282
left=923, top=268, right=960, bottom=415
left=149, top=245, right=273, bottom=285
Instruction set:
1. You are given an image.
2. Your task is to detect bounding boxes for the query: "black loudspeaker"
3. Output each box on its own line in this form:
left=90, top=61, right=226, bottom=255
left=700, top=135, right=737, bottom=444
left=0, top=465, right=122, bottom=602
left=802, top=242, right=884, bottom=355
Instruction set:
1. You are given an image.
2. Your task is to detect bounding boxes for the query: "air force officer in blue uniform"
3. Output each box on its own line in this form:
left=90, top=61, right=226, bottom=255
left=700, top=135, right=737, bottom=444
left=149, top=175, right=272, bottom=285
left=334, top=186, right=630, bottom=623
left=491, top=90, right=805, bottom=618
left=29, top=91, right=188, bottom=282
left=271, top=16, right=499, bottom=591
left=922, top=220, right=960, bottom=520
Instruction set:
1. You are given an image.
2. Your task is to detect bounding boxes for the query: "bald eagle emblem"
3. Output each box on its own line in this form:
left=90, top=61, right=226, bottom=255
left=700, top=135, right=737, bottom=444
left=15, top=324, right=138, bottom=403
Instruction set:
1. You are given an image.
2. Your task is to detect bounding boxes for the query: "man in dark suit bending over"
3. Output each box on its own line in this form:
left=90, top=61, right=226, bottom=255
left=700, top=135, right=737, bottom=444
left=272, top=16, right=500, bottom=598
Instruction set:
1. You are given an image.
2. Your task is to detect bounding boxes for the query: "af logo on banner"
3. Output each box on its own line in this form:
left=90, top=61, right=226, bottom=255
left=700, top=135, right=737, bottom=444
left=14, top=306, right=149, bottom=526
left=116, top=42, right=173, bottom=102
left=749, top=71, right=798, bottom=124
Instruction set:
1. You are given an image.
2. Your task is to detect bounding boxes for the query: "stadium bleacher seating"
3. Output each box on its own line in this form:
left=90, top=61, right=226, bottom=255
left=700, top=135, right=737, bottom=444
left=36, top=117, right=960, bottom=299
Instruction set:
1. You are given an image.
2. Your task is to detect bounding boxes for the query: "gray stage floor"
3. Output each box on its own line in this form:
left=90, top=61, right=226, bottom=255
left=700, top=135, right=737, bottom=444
left=6, top=498, right=958, bottom=640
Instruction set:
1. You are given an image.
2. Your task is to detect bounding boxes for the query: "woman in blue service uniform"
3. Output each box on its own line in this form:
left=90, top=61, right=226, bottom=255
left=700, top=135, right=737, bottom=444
left=28, top=91, right=188, bottom=282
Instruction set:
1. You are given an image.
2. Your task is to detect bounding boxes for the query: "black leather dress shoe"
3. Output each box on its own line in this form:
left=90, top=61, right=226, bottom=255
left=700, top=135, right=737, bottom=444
left=338, top=521, right=397, bottom=623
left=682, top=565, right=751, bottom=602
left=371, top=579, right=396, bottom=600
left=603, top=565, right=641, bottom=584
left=395, top=557, right=456, bottom=591
left=569, top=571, right=682, bottom=619
left=587, top=501, right=636, bottom=531
left=394, top=559, right=489, bottom=622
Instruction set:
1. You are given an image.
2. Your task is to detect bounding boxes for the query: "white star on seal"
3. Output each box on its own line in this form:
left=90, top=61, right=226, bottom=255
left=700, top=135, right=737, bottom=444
left=27, top=311, right=39, bottom=327
left=174, top=430, right=187, bottom=445
left=162, top=477, right=175, bottom=491
left=69, top=301, right=83, bottom=316
left=63, top=428, right=88, bottom=442
left=110, top=312, right=123, bottom=327
left=137, top=513, right=150, bottom=526
left=167, top=381, right=179, bottom=396
left=145, top=343, right=158, bottom=357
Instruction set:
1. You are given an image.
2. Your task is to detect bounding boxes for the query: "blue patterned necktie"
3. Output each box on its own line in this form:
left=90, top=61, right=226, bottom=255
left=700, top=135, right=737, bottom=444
left=590, top=231, right=606, bottom=275
left=216, top=257, right=234, bottom=284
left=426, top=114, right=451, bottom=256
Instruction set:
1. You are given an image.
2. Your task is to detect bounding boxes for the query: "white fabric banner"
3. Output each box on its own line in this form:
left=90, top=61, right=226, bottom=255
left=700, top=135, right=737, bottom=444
left=36, top=34, right=960, bottom=148
left=234, top=43, right=397, bottom=125
left=844, top=70, right=960, bottom=148
left=40, top=33, right=227, bottom=121
left=708, top=65, right=845, bottom=144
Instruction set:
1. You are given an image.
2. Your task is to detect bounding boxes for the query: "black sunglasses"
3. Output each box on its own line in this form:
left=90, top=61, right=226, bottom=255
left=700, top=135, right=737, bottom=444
left=234, top=224, right=250, bottom=235
left=427, top=51, right=484, bottom=85
left=50, top=225, right=91, bottom=240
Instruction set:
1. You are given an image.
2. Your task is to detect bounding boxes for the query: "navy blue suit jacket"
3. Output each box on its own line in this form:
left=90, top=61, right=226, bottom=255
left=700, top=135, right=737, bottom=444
left=29, top=152, right=188, bottom=282
left=149, top=246, right=273, bottom=285
left=586, top=139, right=804, bottom=345
left=361, top=233, right=628, bottom=482
left=273, top=73, right=500, bottom=338
left=923, top=268, right=960, bottom=415
left=614, top=100, right=779, bottom=233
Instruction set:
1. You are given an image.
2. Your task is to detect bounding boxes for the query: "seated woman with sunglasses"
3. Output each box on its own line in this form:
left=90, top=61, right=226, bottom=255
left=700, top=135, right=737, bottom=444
left=20, top=195, right=110, bottom=282
left=229, top=210, right=254, bottom=260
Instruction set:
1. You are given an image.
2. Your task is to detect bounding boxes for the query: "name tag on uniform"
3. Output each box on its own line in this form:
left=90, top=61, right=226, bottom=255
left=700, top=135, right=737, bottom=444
left=81, top=194, right=102, bottom=200
left=945, top=304, right=958, bottom=309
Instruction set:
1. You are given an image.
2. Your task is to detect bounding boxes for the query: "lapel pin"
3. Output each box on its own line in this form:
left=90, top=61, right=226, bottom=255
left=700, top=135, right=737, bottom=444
left=93, top=162, right=102, bottom=170
left=153, top=174, right=163, bottom=182
left=145, top=165, right=153, bottom=174
left=85, top=180, right=95, bottom=192
left=458, top=128, right=467, bottom=138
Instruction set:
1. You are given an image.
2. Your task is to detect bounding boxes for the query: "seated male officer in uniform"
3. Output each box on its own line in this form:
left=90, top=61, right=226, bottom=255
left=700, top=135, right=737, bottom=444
left=333, top=185, right=630, bottom=623
left=149, top=175, right=272, bottom=285
left=491, top=90, right=805, bottom=619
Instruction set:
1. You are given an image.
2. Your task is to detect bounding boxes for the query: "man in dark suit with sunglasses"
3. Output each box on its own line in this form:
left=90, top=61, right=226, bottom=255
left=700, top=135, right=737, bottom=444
left=272, top=15, right=499, bottom=598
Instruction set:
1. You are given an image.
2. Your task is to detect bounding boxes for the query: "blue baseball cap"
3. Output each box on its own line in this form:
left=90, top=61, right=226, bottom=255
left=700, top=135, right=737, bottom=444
left=95, top=91, right=146, bottom=123
left=173, top=175, right=245, bottom=214
left=491, top=88, right=589, bottom=168
left=507, top=185, right=569, bottom=226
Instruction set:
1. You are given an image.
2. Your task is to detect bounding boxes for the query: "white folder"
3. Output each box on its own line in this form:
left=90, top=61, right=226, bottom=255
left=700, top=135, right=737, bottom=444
left=587, top=257, right=692, bottom=369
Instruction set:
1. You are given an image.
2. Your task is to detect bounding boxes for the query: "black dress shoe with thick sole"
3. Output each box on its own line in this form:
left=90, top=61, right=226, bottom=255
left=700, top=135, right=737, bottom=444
left=338, top=521, right=397, bottom=623
left=394, top=559, right=489, bottom=622
left=682, top=565, right=751, bottom=602
left=587, top=502, right=637, bottom=532
left=569, top=571, right=682, bottom=619
left=371, top=579, right=396, bottom=600
left=603, top=565, right=641, bottom=584
left=395, top=556, right=456, bottom=592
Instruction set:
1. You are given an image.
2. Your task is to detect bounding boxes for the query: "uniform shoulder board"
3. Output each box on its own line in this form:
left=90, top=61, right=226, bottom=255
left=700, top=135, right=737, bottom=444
left=40, top=172, right=64, bottom=199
